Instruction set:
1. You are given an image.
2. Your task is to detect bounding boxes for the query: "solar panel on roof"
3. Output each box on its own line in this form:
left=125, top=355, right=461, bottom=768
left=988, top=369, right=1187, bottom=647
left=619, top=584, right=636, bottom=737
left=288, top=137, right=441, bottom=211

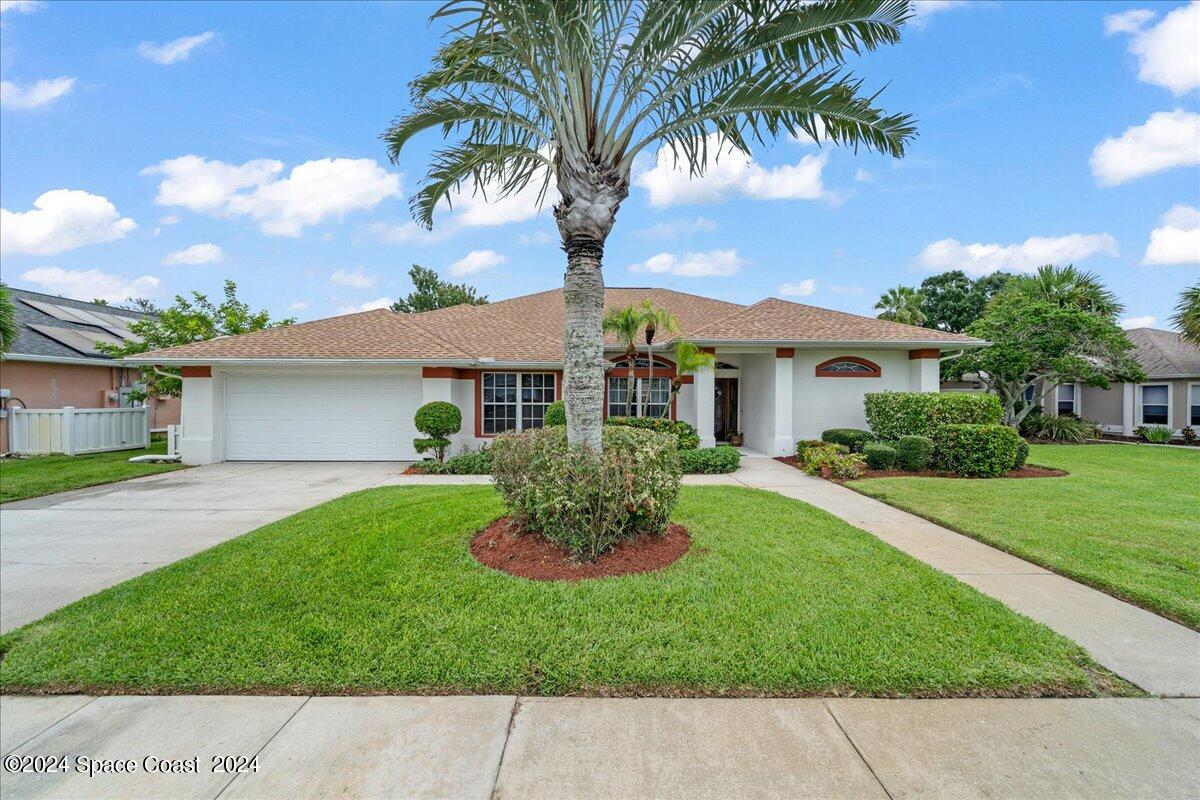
left=27, top=324, right=126, bottom=357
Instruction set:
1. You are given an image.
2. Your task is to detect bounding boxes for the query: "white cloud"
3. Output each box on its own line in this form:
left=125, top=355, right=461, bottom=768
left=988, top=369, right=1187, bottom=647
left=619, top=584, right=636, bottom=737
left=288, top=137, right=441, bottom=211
left=159, top=214, right=180, bottom=226
left=1121, top=315, right=1158, bottom=329
left=448, top=249, right=507, bottom=277
left=1104, top=2, right=1199, bottom=95
left=779, top=279, right=817, bottom=297
left=336, top=297, right=392, bottom=315
left=635, top=135, right=831, bottom=207
left=1090, top=110, right=1200, bottom=186
left=137, top=31, right=216, bottom=65
left=909, top=1, right=970, bottom=29
left=445, top=176, right=549, bottom=228
left=161, top=243, right=224, bottom=266
left=1, top=189, right=137, bottom=255
left=628, top=249, right=745, bottom=278
left=0, top=1, right=43, bottom=15
left=0, top=77, right=75, bottom=110
left=330, top=268, right=375, bottom=289
left=633, top=216, right=718, bottom=240
left=1143, top=204, right=1200, bottom=265
left=287, top=301, right=309, bottom=311
left=918, top=233, right=1119, bottom=276
left=365, top=219, right=456, bottom=245
left=518, top=230, right=556, bottom=245
left=18, top=266, right=160, bottom=303
left=143, top=155, right=401, bottom=236
left=854, top=168, right=874, bottom=183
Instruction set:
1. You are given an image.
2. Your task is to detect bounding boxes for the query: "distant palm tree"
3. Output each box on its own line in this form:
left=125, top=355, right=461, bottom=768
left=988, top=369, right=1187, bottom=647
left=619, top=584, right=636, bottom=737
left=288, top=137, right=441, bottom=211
left=637, top=301, right=679, bottom=417
left=602, top=305, right=643, bottom=417
left=875, top=285, right=926, bottom=326
left=663, top=340, right=716, bottom=418
left=384, top=0, right=917, bottom=449
left=1011, top=264, right=1123, bottom=319
left=0, top=284, right=17, bottom=359
left=1171, top=283, right=1200, bottom=346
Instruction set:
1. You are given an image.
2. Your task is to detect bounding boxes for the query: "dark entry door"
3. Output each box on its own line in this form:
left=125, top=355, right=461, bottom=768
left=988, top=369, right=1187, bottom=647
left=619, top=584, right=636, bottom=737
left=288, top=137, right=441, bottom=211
left=714, top=378, right=738, bottom=442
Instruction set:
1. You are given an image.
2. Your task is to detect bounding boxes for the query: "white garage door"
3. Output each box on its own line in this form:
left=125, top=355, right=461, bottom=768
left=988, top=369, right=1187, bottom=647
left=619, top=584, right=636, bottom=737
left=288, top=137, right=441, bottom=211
left=224, top=372, right=421, bottom=461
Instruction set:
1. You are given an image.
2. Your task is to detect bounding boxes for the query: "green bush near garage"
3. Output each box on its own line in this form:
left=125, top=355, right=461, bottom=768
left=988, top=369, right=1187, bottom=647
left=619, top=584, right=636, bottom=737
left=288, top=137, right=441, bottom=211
left=679, top=445, right=741, bottom=474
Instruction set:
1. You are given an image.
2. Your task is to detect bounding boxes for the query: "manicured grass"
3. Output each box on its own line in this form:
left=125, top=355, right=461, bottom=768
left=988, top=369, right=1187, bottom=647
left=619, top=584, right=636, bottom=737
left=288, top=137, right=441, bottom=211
left=0, top=485, right=1127, bottom=697
left=0, top=441, right=186, bottom=504
left=853, top=445, right=1199, bottom=629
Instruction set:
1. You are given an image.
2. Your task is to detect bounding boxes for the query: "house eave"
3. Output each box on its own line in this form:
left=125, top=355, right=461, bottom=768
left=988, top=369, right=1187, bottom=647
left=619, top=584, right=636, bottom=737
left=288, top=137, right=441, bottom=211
left=689, top=339, right=990, bottom=349
left=1, top=352, right=124, bottom=367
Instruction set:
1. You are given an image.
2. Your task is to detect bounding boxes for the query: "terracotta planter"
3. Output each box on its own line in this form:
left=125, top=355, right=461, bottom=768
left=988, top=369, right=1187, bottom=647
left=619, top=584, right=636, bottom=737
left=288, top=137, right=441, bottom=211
left=728, top=433, right=743, bottom=447
left=820, top=465, right=834, bottom=479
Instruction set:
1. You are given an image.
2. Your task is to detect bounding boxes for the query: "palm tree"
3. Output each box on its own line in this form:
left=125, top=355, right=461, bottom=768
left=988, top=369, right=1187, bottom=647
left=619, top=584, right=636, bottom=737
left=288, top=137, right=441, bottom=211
left=1011, top=264, right=1123, bottom=319
left=874, top=285, right=926, bottom=326
left=0, top=284, right=17, bottom=359
left=1171, top=283, right=1200, bottom=346
left=663, top=340, right=716, bottom=418
left=602, top=305, right=643, bottom=416
left=637, top=301, right=679, bottom=417
left=385, top=0, right=916, bottom=449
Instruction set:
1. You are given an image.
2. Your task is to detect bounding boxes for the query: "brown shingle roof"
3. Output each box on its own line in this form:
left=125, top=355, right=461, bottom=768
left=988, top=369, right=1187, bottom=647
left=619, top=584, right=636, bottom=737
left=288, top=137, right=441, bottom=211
left=136, top=287, right=983, bottom=363
left=1126, top=328, right=1200, bottom=376
left=688, top=297, right=983, bottom=343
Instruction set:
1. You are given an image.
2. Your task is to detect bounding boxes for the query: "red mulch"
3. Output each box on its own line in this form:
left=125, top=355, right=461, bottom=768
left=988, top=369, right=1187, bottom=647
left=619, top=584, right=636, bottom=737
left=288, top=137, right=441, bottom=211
left=774, top=455, right=1066, bottom=480
left=402, top=465, right=427, bottom=475
left=470, top=516, right=691, bottom=582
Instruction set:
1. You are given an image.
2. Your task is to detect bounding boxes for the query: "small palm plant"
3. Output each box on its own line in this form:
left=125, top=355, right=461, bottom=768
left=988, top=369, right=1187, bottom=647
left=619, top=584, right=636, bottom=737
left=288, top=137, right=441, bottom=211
left=385, top=0, right=917, bottom=449
left=874, top=285, right=926, bottom=326
left=664, top=340, right=716, bottom=418
left=1011, top=264, right=1123, bottom=320
left=0, top=283, right=17, bottom=359
left=602, top=305, right=643, bottom=416
left=638, top=301, right=679, bottom=416
left=1170, top=283, right=1200, bottom=346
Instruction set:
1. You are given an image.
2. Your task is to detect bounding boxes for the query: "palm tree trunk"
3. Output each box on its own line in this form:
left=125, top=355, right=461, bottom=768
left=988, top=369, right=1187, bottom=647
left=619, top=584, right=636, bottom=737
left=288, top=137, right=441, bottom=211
left=563, top=248, right=606, bottom=450
left=626, top=349, right=635, bottom=417
left=644, top=343, right=653, bottom=418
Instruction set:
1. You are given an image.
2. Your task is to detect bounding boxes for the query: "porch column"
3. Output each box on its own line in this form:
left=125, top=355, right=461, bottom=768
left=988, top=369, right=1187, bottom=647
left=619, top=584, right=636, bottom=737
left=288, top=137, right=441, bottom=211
left=179, top=366, right=220, bottom=465
left=1122, top=382, right=1136, bottom=435
left=908, top=349, right=941, bottom=392
left=695, top=348, right=716, bottom=449
left=773, top=348, right=794, bottom=456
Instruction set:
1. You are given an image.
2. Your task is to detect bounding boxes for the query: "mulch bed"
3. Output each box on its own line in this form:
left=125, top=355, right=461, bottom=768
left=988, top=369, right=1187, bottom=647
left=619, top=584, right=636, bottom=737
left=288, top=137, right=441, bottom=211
left=402, top=465, right=427, bottom=475
left=774, top=456, right=1066, bottom=480
left=470, top=516, right=691, bottom=581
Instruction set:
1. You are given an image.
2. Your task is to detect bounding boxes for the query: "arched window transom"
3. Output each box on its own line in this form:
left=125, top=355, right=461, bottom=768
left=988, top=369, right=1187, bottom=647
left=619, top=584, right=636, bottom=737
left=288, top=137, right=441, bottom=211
left=815, top=356, right=881, bottom=378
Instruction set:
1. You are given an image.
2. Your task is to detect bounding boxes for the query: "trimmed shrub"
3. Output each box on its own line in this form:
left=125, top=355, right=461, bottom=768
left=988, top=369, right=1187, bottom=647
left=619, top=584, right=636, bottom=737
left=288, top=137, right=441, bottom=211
left=1013, top=437, right=1029, bottom=469
left=1020, top=414, right=1101, bottom=442
left=863, top=392, right=1002, bottom=441
left=680, top=445, right=741, bottom=474
left=1137, top=424, right=1174, bottom=444
left=414, top=401, right=462, bottom=462
left=606, top=416, right=700, bottom=450
left=425, top=446, right=491, bottom=475
left=863, top=442, right=897, bottom=470
left=800, top=443, right=865, bottom=480
left=934, top=424, right=1022, bottom=477
left=895, top=435, right=934, bottom=471
left=490, top=425, right=682, bottom=561
left=821, top=428, right=875, bottom=452
left=543, top=400, right=566, bottom=427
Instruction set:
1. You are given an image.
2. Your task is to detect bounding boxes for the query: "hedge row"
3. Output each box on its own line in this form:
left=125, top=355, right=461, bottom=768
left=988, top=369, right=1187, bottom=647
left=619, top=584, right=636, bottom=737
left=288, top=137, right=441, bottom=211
left=863, top=392, right=1002, bottom=441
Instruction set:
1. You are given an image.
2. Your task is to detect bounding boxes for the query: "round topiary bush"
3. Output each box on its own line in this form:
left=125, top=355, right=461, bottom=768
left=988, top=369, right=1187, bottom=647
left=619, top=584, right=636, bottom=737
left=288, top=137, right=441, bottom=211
left=414, top=401, right=462, bottom=462
left=895, top=435, right=934, bottom=471
left=863, top=442, right=897, bottom=470
left=543, top=400, right=566, bottom=426
left=490, top=425, right=682, bottom=562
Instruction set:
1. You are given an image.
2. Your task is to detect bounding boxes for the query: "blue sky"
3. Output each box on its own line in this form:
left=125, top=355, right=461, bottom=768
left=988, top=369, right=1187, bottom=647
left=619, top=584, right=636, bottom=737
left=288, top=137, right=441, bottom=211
left=2, top=0, right=1198, bottom=329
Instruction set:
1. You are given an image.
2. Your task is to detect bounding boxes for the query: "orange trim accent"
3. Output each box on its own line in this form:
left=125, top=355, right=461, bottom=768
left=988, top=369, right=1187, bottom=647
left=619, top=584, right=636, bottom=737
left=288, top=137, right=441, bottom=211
left=776, top=347, right=795, bottom=359
left=422, top=366, right=461, bottom=378
left=908, top=348, right=940, bottom=360
left=814, top=356, right=881, bottom=378
left=700, top=347, right=716, bottom=355
left=180, top=366, right=211, bottom=378
left=678, top=375, right=694, bottom=385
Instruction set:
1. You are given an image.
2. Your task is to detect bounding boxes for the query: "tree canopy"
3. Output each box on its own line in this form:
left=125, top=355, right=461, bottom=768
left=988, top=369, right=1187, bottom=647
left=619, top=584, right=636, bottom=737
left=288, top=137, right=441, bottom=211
left=917, top=269, right=1013, bottom=333
left=99, top=280, right=292, bottom=401
left=1169, top=283, right=1199, bottom=346
left=392, top=265, right=488, bottom=313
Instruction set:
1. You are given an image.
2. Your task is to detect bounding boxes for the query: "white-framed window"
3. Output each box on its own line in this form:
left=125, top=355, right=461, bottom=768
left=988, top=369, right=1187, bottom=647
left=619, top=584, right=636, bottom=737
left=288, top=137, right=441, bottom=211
left=1056, top=383, right=1077, bottom=417
left=607, top=376, right=670, bottom=418
left=1139, top=383, right=1170, bottom=426
left=482, top=372, right=556, bottom=434
left=1189, top=383, right=1199, bottom=427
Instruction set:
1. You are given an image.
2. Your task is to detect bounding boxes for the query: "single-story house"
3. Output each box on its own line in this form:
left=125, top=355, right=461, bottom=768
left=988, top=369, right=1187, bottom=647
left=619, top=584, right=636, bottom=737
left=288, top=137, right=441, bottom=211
left=133, top=287, right=985, bottom=464
left=1048, top=327, right=1199, bottom=436
left=1, top=289, right=180, bottom=453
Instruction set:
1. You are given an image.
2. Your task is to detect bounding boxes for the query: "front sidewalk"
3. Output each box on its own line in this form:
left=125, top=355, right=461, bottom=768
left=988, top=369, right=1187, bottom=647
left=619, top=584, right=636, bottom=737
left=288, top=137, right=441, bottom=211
left=2, top=694, right=1196, bottom=799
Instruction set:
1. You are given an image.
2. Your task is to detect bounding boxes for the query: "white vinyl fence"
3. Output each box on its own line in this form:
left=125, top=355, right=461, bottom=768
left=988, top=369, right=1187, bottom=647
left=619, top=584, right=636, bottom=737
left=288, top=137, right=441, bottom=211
left=8, top=406, right=150, bottom=455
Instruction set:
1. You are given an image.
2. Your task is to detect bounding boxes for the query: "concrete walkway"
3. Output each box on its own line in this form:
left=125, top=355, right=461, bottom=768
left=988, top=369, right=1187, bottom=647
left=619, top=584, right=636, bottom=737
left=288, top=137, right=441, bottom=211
left=2, top=694, right=1196, bottom=799
left=695, top=457, right=1200, bottom=697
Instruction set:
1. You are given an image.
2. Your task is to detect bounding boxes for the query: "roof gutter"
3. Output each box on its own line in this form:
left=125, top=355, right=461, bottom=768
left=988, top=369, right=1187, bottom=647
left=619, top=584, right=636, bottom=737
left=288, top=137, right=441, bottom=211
left=1, top=352, right=126, bottom=367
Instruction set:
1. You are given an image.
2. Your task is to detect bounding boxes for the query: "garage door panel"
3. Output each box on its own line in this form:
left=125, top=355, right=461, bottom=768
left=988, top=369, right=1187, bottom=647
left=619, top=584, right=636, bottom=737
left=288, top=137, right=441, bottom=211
left=224, top=373, right=421, bottom=460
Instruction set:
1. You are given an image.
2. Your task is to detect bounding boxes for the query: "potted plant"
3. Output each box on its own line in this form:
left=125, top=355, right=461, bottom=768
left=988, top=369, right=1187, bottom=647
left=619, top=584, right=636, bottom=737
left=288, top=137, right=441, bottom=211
left=728, top=431, right=743, bottom=447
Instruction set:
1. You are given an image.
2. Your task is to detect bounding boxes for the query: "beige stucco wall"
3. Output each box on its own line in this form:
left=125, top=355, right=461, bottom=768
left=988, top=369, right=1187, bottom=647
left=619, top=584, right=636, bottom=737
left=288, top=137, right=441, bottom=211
left=1080, top=383, right=1124, bottom=428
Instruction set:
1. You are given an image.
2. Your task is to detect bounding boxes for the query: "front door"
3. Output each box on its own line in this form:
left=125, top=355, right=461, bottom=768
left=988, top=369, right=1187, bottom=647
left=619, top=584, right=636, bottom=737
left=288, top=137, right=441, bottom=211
left=714, top=378, right=738, bottom=442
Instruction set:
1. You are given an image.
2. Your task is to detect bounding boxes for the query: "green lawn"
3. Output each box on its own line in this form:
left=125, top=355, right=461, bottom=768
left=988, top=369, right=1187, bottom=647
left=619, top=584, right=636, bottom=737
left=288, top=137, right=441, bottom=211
left=0, top=441, right=186, bottom=504
left=853, top=444, right=1199, bottom=629
left=0, top=485, right=1129, bottom=697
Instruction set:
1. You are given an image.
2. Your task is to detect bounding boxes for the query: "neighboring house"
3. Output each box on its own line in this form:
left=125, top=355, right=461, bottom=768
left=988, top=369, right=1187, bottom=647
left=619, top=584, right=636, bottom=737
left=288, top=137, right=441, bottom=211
left=1048, top=327, right=1200, bottom=437
left=133, top=287, right=985, bottom=464
left=1, top=289, right=180, bottom=453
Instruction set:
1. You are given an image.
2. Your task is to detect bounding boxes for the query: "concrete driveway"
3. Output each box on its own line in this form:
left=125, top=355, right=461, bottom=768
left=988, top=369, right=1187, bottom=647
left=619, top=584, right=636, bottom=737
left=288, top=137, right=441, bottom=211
left=0, top=462, right=460, bottom=633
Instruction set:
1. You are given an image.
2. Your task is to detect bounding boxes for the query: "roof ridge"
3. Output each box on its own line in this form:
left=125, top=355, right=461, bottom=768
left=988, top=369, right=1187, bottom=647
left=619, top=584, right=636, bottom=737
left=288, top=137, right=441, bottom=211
left=764, top=295, right=958, bottom=336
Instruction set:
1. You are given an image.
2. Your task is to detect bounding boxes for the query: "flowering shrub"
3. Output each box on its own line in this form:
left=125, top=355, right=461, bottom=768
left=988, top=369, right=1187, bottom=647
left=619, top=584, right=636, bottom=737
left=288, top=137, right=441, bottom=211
left=605, top=416, right=700, bottom=450
left=800, top=443, right=866, bottom=480
left=490, top=426, right=682, bottom=561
